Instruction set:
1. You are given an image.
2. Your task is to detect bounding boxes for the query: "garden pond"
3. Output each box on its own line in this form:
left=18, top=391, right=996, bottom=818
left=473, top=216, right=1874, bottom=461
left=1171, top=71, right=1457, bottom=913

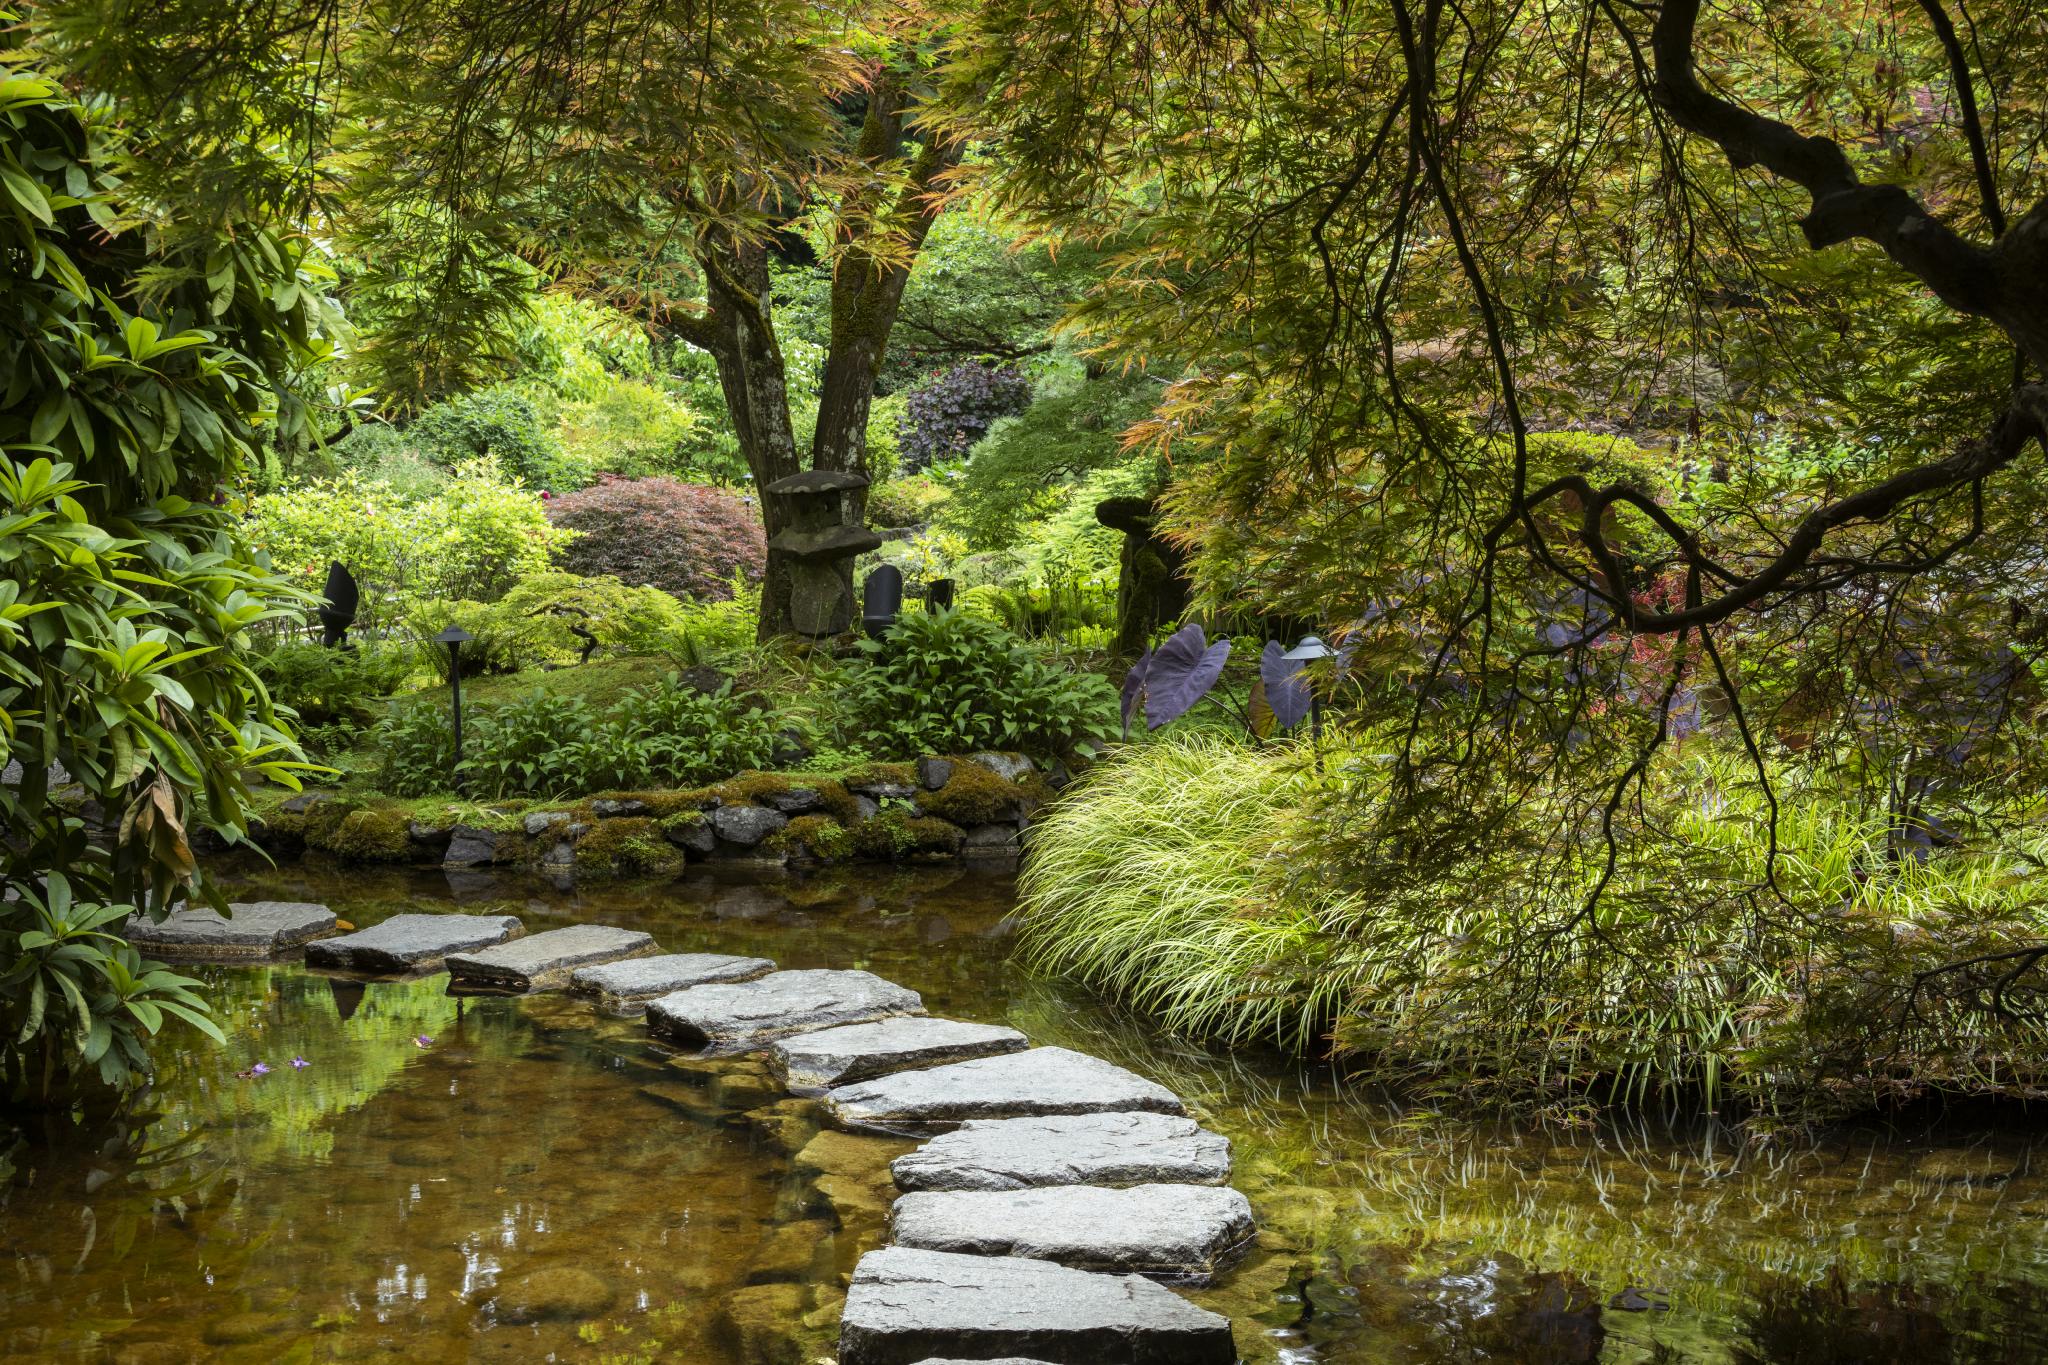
left=5, top=862, right=2047, bottom=1363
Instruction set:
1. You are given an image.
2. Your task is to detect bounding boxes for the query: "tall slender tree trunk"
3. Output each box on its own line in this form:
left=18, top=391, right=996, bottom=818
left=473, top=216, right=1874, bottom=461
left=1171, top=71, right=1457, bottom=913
left=679, top=74, right=961, bottom=641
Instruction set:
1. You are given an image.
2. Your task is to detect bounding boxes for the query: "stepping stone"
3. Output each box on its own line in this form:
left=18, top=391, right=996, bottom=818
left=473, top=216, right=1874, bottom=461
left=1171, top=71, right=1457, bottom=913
left=909, top=1360, right=1056, bottom=1365
left=305, top=913, right=523, bottom=974
left=838, top=1247, right=1235, bottom=1365
left=446, top=924, right=656, bottom=993
left=771, top=1017, right=1028, bottom=1092
left=828, top=1047, right=1182, bottom=1133
left=122, top=901, right=336, bottom=960
left=892, top=1112, right=1233, bottom=1191
left=570, top=952, right=776, bottom=1013
left=891, top=1183, right=1255, bottom=1279
left=646, top=969, right=924, bottom=1053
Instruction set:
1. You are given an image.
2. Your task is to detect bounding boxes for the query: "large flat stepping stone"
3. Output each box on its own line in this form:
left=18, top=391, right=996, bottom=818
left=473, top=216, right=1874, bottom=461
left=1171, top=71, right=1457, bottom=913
left=646, top=969, right=924, bottom=1053
left=892, top=1183, right=1255, bottom=1279
left=570, top=952, right=775, bottom=1013
left=446, top=924, right=656, bottom=993
left=828, top=1047, right=1183, bottom=1133
left=305, top=913, right=523, bottom=974
left=771, top=1017, right=1028, bottom=1092
left=122, top=901, right=335, bottom=960
left=839, top=1247, right=1235, bottom=1365
left=893, top=1112, right=1232, bottom=1191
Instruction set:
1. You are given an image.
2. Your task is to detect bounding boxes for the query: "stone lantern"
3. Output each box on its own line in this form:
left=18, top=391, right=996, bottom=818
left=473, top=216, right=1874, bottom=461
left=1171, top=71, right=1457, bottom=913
left=766, top=470, right=883, bottom=637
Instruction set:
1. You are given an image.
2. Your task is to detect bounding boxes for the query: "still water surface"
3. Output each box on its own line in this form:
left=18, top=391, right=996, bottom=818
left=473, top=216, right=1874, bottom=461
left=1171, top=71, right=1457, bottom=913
left=4, top=861, right=2047, bottom=1363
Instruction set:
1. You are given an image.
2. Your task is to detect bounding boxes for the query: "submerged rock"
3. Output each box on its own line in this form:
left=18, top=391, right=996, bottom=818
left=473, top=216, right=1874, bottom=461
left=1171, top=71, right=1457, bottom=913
left=838, top=1247, right=1235, bottom=1365
left=1912, top=1148, right=2021, bottom=1184
left=122, top=901, right=335, bottom=961
left=891, top=1112, right=1232, bottom=1191
left=492, top=1266, right=617, bottom=1323
left=646, top=969, right=925, bottom=1052
left=891, top=1183, right=1255, bottom=1278
left=305, top=912, right=522, bottom=974
left=445, top=924, right=655, bottom=992
left=771, top=1017, right=1028, bottom=1092
left=828, top=1046, right=1183, bottom=1133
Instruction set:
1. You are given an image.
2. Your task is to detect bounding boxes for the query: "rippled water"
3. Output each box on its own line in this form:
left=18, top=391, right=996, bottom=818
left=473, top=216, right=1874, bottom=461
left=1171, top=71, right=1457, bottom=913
left=5, top=860, right=2048, bottom=1363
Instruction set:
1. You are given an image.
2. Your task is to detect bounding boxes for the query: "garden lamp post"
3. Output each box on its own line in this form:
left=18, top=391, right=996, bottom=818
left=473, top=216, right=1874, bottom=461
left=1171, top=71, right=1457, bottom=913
left=434, top=625, right=473, bottom=791
left=1282, top=634, right=1336, bottom=760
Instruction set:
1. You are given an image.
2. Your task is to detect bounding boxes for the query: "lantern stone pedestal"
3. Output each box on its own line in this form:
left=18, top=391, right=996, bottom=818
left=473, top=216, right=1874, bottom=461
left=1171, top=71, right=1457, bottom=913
left=1095, top=495, right=1190, bottom=658
left=767, top=470, right=883, bottom=637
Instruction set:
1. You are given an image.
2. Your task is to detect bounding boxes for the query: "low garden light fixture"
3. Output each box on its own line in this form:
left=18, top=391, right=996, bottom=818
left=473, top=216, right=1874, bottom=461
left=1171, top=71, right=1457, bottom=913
left=434, top=625, right=474, bottom=791
left=1281, top=634, right=1336, bottom=756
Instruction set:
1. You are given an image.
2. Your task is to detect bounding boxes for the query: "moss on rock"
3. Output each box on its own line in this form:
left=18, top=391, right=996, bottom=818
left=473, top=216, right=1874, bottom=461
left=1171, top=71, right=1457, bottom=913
left=328, top=808, right=415, bottom=863
left=573, top=816, right=684, bottom=877
left=850, top=810, right=964, bottom=859
left=769, top=814, right=854, bottom=861
left=917, top=761, right=1028, bottom=827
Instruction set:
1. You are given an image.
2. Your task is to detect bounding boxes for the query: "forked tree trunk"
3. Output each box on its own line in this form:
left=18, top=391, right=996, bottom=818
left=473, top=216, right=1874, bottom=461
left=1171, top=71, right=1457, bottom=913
left=683, top=81, right=959, bottom=641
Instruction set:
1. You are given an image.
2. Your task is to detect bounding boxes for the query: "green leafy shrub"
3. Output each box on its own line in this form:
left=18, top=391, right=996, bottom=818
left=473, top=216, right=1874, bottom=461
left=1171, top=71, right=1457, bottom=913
left=409, top=385, right=585, bottom=490
left=0, top=64, right=327, bottom=1100
left=246, top=456, right=573, bottom=629
left=250, top=642, right=415, bottom=726
left=545, top=476, right=765, bottom=602
left=556, top=378, right=702, bottom=481
left=835, top=609, right=1117, bottom=757
left=403, top=572, right=698, bottom=673
left=2, top=876, right=223, bottom=1093
left=377, top=700, right=462, bottom=797
left=867, top=472, right=953, bottom=528
left=379, top=676, right=782, bottom=797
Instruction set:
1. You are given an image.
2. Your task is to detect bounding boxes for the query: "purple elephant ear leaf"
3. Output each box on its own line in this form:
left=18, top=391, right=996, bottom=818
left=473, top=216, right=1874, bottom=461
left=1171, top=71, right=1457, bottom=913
left=1145, top=623, right=1231, bottom=729
left=1120, top=650, right=1154, bottom=739
left=1259, top=639, right=1312, bottom=731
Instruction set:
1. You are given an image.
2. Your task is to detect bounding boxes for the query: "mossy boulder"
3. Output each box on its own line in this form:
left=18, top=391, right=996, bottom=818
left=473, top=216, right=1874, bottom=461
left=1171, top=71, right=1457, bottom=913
left=917, top=760, right=1032, bottom=827
left=327, top=808, right=415, bottom=863
left=850, top=809, right=965, bottom=859
left=573, top=816, right=685, bottom=877
left=769, top=814, right=854, bottom=861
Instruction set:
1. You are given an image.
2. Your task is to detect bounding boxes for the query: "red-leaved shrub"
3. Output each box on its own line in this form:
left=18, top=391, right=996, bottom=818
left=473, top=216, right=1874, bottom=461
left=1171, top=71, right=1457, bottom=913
left=545, top=476, right=765, bottom=601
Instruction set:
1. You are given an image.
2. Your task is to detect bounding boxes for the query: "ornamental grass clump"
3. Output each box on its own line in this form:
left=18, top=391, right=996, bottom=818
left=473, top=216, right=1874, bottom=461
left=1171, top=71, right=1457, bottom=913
left=1020, top=737, right=2048, bottom=1118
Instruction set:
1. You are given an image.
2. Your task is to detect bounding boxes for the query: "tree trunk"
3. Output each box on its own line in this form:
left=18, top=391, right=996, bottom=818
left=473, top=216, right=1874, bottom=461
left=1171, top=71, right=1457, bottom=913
left=680, top=76, right=962, bottom=641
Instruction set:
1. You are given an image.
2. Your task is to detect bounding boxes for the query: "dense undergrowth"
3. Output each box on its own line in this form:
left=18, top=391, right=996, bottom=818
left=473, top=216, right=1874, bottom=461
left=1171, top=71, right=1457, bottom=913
left=1020, top=736, right=2048, bottom=1122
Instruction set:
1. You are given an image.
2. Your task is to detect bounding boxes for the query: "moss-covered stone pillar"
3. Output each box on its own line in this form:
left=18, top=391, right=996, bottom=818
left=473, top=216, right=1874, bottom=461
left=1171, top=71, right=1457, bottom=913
left=1095, top=495, right=1190, bottom=658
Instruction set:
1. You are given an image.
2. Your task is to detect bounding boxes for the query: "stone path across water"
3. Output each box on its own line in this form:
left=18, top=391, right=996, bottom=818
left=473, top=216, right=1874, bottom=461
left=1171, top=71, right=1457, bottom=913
left=304, top=912, right=523, bottom=974
left=837, top=1247, right=1238, bottom=1365
left=891, top=1182, right=1256, bottom=1279
left=828, top=1046, right=1186, bottom=1133
left=891, top=1112, right=1234, bottom=1191
left=165, top=899, right=1253, bottom=1359
left=570, top=952, right=775, bottom=1012
left=771, top=1017, right=1029, bottom=1093
left=123, top=901, right=336, bottom=961
left=645, top=969, right=925, bottom=1052
left=446, top=924, right=657, bottom=992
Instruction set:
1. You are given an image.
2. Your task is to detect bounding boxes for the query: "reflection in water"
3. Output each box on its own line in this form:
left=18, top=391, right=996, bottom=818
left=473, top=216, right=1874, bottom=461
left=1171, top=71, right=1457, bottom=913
left=1, top=859, right=2046, bottom=1362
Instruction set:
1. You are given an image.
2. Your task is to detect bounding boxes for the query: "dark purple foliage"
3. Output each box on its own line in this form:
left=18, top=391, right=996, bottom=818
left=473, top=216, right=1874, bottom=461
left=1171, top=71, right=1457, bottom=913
left=1141, top=623, right=1231, bottom=729
left=1120, top=650, right=1153, bottom=738
left=898, top=362, right=1032, bottom=471
left=1258, top=640, right=1312, bottom=730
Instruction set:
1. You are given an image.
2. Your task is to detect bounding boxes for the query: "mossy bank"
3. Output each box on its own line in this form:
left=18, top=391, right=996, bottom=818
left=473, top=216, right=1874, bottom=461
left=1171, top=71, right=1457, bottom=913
left=240, top=752, right=1058, bottom=880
